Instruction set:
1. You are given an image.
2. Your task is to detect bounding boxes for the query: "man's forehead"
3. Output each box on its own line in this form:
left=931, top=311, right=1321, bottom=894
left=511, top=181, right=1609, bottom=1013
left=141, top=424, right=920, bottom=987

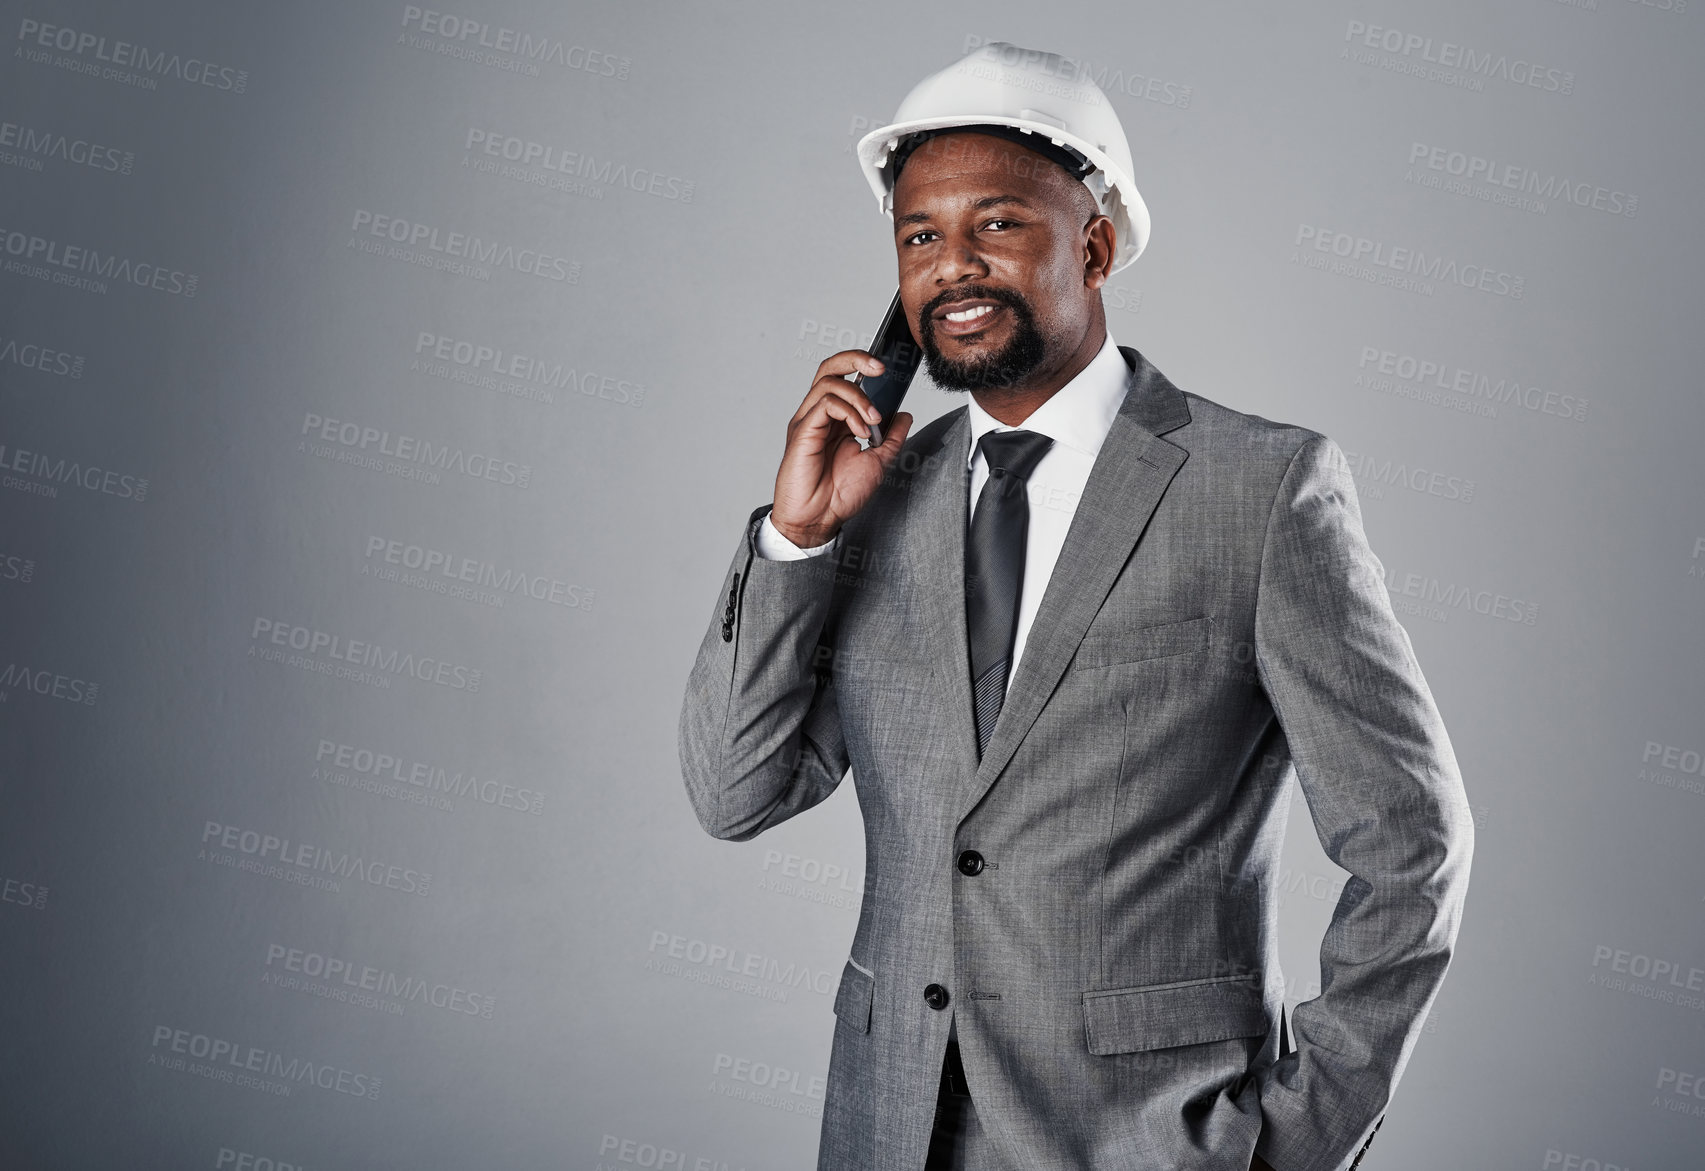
left=895, top=166, right=1092, bottom=217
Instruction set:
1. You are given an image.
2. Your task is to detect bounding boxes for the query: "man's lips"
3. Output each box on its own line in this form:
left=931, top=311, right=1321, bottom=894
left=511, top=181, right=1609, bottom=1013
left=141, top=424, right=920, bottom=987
left=932, top=299, right=1008, bottom=338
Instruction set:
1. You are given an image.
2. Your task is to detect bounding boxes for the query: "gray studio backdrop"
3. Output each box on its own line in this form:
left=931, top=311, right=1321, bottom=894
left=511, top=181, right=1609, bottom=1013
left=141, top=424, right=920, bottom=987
left=2, top=1, right=1702, bottom=1168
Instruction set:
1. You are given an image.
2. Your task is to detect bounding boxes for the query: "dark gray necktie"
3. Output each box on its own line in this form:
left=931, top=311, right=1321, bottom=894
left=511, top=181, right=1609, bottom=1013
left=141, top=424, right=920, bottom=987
left=966, top=429, right=1054, bottom=758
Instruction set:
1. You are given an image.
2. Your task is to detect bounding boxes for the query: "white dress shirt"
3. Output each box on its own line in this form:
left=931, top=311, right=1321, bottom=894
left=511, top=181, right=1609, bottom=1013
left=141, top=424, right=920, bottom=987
left=756, top=330, right=1130, bottom=692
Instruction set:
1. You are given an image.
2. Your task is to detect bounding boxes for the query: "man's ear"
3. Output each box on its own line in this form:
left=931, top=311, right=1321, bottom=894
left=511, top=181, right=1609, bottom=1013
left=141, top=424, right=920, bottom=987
left=1083, top=214, right=1116, bottom=291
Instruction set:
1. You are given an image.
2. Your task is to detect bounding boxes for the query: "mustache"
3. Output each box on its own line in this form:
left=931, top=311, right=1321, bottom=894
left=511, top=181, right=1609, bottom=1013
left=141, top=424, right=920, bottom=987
left=919, top=285, right=1032, bottom=330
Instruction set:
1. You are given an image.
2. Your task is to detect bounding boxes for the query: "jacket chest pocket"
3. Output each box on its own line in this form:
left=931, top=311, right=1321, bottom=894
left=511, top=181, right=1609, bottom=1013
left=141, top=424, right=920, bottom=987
left=1071, top=614, right=1213, bottom=672
left=1082, top=972, right=1267, bottom=1055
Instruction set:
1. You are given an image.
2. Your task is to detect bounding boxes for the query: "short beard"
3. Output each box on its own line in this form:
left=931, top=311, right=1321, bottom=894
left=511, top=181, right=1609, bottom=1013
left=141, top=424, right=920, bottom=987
left=919, top=286, right=1048, bottom=392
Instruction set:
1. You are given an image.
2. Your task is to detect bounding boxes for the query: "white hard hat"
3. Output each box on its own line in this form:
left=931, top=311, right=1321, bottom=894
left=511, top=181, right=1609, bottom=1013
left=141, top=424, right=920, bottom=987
left=856, top=41, right=1150, bottom=272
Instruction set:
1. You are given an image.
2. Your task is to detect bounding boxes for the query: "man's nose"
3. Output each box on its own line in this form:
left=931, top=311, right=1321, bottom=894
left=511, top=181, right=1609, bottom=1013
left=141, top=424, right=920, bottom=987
left=932, top=232, right=990, bottom=283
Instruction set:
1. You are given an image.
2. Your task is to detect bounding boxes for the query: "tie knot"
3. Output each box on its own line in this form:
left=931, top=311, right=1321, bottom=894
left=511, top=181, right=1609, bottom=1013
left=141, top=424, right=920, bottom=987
left=976, top=429, right=1054, bottom=483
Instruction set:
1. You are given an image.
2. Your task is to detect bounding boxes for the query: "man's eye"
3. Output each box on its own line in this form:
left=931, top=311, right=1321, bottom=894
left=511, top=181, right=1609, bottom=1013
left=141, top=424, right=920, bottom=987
left=905, top=231, right=938, bottom=246
left=985, top=219, right=1016, bottom=230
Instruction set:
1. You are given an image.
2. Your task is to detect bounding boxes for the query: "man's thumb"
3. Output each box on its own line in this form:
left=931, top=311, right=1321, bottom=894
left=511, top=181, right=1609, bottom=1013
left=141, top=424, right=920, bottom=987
left=873, top=413, right=913, bottom=468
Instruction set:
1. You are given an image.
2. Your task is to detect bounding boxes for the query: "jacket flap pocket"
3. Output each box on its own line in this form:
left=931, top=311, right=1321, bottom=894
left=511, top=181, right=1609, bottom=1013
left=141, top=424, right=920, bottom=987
left=1082, top=974, right=1267, bottom=1055
left=833, top=958, right=874, bottom=1033
left=1073, top=615, right=1213, bottom=670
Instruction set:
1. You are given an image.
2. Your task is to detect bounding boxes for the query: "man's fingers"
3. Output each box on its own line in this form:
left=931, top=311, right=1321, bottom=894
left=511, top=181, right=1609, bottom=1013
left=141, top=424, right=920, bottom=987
left=791, top=353, right=884, bottom=426
left=796, top=388, right=873, bottom=443
left=804, top=375, right=881, bottom=428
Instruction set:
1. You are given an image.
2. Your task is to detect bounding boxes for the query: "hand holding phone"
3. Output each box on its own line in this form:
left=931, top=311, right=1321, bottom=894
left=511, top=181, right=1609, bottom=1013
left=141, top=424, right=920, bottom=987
left=768, top=291, right=920, bottom=549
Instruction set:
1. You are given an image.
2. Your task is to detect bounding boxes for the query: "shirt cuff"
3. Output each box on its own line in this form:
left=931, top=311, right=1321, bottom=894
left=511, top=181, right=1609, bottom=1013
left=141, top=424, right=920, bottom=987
left=755, top=513, right=841, bottom=560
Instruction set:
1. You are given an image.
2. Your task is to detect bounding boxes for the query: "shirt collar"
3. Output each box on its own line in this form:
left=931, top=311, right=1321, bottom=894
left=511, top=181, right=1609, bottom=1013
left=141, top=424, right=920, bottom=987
left=964, top=330, right=1129, bottom=471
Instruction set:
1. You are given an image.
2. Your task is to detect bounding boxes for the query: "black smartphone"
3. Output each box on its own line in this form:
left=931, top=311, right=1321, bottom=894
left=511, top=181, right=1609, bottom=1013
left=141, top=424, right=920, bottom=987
left=852, top=290, right=923, bottom=449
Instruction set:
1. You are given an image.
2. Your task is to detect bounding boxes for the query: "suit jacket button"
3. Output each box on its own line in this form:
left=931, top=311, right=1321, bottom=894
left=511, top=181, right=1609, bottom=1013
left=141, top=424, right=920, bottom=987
left=924, top=983, right=950, bottom=1011
left=956, top=850, right=984, bottom=876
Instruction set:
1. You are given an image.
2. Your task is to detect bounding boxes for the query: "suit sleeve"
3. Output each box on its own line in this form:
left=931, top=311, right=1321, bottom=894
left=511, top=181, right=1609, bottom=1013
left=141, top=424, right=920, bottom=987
left=678, top=503, right=852, bottom=841
left=1249, top=436, right=1475, bottom=1171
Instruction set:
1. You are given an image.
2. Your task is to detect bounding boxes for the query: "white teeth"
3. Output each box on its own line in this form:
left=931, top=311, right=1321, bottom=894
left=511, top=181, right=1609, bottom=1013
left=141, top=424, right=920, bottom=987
left=945, top=304, right=995, bottom=322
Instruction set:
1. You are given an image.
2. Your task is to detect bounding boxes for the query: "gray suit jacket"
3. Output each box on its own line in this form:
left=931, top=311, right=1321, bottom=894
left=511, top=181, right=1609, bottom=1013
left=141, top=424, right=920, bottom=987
left=679, top=345, right=1473, bottom=1171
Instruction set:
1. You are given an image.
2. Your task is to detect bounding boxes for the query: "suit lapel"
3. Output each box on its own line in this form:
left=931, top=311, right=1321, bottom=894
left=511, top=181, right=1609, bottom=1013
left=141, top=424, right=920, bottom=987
left=954, top=345, right=1193, bottom=822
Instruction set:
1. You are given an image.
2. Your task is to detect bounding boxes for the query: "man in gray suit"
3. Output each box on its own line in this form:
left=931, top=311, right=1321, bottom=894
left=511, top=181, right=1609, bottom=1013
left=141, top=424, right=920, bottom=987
left=679, top=41, right=1472, bottom=1171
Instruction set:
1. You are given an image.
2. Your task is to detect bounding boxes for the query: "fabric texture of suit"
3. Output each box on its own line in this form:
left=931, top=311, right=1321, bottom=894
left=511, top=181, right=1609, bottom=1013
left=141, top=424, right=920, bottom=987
left=678, top=345, right=1474, bottom=1171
